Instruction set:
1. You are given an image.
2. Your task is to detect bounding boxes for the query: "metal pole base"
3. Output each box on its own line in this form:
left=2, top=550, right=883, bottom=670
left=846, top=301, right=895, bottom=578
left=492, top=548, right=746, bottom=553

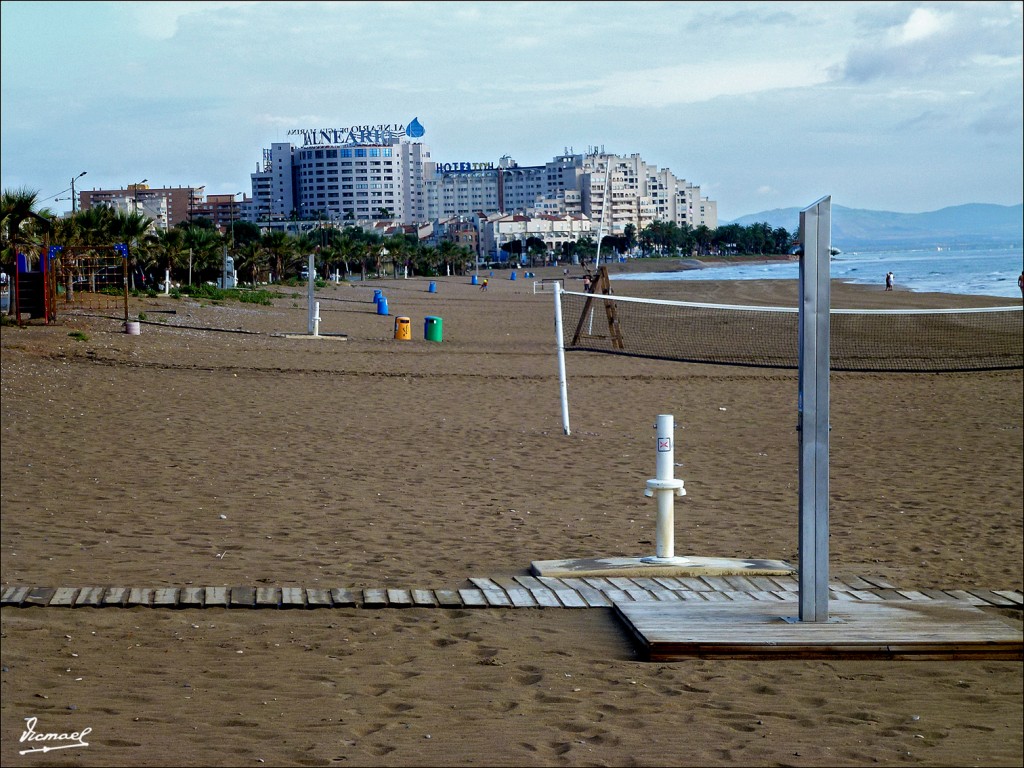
left=640, top=556, right=690, bottom=565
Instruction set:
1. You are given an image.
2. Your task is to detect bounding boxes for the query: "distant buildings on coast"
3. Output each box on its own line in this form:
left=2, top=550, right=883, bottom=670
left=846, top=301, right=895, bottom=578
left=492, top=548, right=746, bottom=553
left=76, top=117, right=717, bottom=260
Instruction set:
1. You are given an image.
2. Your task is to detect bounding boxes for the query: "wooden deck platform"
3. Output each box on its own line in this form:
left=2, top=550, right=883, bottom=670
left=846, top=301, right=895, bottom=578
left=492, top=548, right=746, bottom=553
left=531, top=555, right=795, bottom=578
left=614, top=598, right=1023, bottom=661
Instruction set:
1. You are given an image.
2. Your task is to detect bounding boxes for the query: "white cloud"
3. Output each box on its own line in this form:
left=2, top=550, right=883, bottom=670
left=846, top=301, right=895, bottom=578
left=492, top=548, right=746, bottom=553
left=128, top=1, right=255, bottom=40
left=560, top=59, right=833, bottom=110
left=892, top=7, right=950, bottom=44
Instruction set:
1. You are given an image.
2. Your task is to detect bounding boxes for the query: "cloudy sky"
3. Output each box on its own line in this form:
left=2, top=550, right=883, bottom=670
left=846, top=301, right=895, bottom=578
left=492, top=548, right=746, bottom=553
left=2, top=1, right=1021, bottom=221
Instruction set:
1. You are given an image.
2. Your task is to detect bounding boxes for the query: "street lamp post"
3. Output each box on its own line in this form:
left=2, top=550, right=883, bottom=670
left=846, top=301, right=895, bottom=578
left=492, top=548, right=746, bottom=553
left=70, top=171, right=86, bottom=214
left=230, top=192, right=242, bottom=251
left=129, top=180, right=147, bottom=291
left=132, top=179, right=148, bottom=215
left=221, top=193, right=242, bottom=289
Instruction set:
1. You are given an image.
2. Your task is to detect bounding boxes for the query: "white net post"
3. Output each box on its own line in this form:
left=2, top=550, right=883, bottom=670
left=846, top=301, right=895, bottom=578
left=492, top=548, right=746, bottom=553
left=553, top=282, right=571, bottom=435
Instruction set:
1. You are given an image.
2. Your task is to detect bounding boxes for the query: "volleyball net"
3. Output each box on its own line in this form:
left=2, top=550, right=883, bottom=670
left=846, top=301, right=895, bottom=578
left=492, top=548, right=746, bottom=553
left=558, top=289, right=1023, bottom=372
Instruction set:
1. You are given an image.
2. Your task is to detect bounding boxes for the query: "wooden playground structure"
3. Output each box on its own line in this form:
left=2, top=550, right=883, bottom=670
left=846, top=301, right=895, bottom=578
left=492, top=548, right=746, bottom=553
left=6, top=243, right=133, bottom=325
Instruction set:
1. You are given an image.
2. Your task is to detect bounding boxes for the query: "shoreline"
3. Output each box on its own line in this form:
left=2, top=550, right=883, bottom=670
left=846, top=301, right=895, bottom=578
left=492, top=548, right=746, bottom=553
left=513, top=261, right=1019, bottom=308
left=514, top=253, right=1021, bottom=302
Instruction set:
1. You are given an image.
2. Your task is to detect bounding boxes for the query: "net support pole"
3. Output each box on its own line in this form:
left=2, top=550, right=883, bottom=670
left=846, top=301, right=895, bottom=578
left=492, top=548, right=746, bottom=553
left=797, top=196, right=832, bottom=623
left=306, top=253, right=315, bottom=335
left=553, top=282, right=571, bottom=435
left=641, top=414, right=687, bottom=563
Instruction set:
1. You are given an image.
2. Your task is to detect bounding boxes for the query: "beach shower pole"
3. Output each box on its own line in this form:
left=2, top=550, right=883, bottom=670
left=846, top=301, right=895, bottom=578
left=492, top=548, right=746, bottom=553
left=553, top=282, right=571, bottom=435
left=313, top=302, right=321, bottom=337
left=641, top=414, right=686, bottom=563
left=306, top=253, right=315, bottom=335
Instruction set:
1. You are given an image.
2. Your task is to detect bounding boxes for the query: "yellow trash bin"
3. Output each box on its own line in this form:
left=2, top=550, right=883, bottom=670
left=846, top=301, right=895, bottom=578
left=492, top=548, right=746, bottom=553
left=394, top=316, right=411, bottom=340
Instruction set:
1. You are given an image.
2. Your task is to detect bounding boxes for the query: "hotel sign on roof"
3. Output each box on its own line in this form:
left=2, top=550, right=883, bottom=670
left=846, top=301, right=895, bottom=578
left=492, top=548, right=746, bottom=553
left=288, top=118, right=425, bottom=147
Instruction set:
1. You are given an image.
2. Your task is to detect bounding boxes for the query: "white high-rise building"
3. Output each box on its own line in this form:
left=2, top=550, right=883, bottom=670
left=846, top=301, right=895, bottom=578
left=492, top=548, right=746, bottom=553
left=247, top=118, right=430, bottom=225
left=576, top=150, right=717, bottom=236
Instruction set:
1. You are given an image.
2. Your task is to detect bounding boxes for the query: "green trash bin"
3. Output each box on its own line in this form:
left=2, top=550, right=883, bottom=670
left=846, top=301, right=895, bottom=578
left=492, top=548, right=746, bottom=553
left=424, top=315, right=443, bottom=343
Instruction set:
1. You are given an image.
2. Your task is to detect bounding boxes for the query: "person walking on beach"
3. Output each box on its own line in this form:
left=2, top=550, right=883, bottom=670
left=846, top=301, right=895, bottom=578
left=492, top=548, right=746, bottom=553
left=480, top=277, right=488, bottom=291
left=885, top=271, right=894, bottom=291
left=583, top=275, right=592, bottom=292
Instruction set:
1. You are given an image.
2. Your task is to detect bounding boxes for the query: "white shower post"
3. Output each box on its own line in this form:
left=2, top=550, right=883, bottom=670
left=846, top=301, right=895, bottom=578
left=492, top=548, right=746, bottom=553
left=641, top=414, right=687, bottom=563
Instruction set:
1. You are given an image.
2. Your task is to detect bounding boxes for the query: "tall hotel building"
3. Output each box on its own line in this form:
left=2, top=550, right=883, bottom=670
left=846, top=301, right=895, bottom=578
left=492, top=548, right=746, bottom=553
left=246, top=118, right=429, bottom=224
left=244, top=118, right=716, bottom=234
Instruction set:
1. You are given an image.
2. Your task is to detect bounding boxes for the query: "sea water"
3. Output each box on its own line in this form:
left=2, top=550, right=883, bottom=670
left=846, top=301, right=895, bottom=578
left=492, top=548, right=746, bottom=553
left=611, top=246, right=1024, bottom=299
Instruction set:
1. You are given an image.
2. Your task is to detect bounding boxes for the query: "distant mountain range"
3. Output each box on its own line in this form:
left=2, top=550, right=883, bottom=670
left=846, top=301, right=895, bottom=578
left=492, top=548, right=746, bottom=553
left=725, top=203, right=1023, bottom=250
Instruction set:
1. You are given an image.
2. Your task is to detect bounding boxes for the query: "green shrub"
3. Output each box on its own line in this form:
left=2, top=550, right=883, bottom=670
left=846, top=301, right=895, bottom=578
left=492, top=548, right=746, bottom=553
left=238, top=290, right=274, bottom=306
left=68, top=331, right=89, bottom=341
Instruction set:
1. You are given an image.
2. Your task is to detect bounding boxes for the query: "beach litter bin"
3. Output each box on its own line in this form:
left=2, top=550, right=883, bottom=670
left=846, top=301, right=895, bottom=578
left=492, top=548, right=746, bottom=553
left=471, top=274, right=478, bottom=285
left=424, top=315, right=443, bottom=343
left=428, top=281, right=436, bottom=293
left=373, top=289, right=382, bottom=303
left=394, top=316, right=411, bottom=340
left=510, top=271, right=517, bottom=281
left=376, top=295, right=389, bottom=316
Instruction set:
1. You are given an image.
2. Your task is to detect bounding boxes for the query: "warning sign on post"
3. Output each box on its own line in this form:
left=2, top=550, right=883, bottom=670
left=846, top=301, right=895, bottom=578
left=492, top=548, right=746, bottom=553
left=658, top=438, right=671, bottom=452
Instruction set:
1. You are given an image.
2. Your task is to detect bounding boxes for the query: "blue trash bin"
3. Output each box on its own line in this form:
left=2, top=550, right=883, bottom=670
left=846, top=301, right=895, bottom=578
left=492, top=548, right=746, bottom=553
left=471, top=274, right=479, bottom=285
left=428, top=281, right=436, bottom=293
left=373, top=289, right=382, bottom=303
left=376, top=295, right=389, bottom=316
left=510, top=271, right=517, bottom=281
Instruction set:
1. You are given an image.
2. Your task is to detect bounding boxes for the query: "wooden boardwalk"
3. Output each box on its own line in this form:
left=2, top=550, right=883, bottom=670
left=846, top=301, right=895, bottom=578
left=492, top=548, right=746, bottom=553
left=2, top=574, right=1021, bottom=612
left=5, top=575, right=1020, bottom=660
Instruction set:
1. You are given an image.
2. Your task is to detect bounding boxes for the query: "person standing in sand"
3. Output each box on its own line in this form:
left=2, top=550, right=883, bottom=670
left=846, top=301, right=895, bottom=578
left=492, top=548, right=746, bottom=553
left=885, top=271, right=894, bottom=291
left=480, top=277, right=488, bottom=291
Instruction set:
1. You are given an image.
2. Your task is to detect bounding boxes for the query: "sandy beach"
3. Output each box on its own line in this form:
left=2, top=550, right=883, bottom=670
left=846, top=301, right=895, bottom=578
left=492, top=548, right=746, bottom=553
left=1, top=264, right=1021, bottom=767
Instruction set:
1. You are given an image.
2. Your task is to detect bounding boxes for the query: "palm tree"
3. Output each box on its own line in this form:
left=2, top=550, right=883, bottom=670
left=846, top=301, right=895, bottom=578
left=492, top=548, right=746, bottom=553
left=49, top=215, right=84, bottom=300
left=381, top=233, right=413, bottom=277
left=437, top=240, right=459, bottom=276
left=75, top=204, right=116, bottom=247
left=152, top=228, right=185, bottom=287
left=623, top=223, right=637, bottom=256
left=292, top=232, right=319, bottom=278
left=110, top=210, right=153, bottom=290
left=261, top=230, right=293, bottom=283
left=1, top=187, right=51, bottom=269
left=235, top=240, right=267, bottom=285
left=692, top=225, right=713, bottom=257
left=182, top=226, right=219, bottom=286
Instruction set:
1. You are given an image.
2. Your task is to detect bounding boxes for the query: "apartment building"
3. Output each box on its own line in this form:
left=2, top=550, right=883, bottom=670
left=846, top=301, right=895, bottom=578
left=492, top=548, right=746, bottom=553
left=78, top=184, right=204, bottom=230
